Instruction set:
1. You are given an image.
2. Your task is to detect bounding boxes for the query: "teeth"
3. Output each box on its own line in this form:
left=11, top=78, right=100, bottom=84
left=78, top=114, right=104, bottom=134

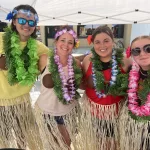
left=62, top=48, right=67, bottom=51
left=100, top=49, right=106, bottom=52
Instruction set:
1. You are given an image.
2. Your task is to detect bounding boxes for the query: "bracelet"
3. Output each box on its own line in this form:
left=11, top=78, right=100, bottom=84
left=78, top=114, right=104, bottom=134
left=0, top=54, right=5, bottom=57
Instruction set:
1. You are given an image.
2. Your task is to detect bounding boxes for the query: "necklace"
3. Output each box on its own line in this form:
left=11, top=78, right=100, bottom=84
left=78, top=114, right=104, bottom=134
left=92, top=50, right=118, bottom=98
left=139, top=69, right=148, bottom=76
left=54, top=48, right=75, bottom=101
left=91, top=47, right=128, bottom=97
left=49, top=49, right=82, bottom=104
left=128, top=61, right=150, bottom=121
left=3, top=27, right=39, bottom=86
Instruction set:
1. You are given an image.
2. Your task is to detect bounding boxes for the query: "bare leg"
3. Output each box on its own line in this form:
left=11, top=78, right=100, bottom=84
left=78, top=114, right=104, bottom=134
left=57, top=124, right=71, bottom=147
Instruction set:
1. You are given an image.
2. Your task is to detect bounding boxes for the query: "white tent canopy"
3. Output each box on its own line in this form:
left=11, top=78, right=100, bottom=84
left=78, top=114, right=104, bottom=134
left=0, top=0, right=150, bottom=25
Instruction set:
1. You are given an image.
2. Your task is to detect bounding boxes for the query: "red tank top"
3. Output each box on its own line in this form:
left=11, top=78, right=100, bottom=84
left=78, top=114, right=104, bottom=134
left=85, top=62, right=125, bottom=105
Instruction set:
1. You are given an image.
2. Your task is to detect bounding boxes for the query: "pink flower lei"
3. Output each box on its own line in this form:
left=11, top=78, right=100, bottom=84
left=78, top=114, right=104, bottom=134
left=54, top=48, right=76, bottom=102
left=128, top=61, right=150, bottom=117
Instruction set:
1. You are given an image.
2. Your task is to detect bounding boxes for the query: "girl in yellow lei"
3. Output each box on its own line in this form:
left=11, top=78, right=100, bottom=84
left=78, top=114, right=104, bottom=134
left=0, top=4, right=48, bottom=150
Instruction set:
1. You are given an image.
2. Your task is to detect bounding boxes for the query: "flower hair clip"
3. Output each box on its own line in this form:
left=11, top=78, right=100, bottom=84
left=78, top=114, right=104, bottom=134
left=55, top=29, right=79, bottom=48
left=6, top=9, right=18, bottom=21
left=87, top=35, right=92, bottom=45
left=126, top=46, right=131, bottom=58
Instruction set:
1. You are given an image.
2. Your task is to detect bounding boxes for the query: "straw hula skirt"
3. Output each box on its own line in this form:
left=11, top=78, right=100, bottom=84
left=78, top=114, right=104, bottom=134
left=34, top=102, right=81, bottom=150
left=119, top=101, right=150, bottom=150
left=0, top=93, right=43, bottom=150
left=78, top=93, right=123, bottom=150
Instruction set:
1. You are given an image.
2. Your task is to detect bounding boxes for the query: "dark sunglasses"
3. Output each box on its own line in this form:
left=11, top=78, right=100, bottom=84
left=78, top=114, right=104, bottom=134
left=131, top=44, right=150, bottom=56
left=16, top=18, right=36, bottom=27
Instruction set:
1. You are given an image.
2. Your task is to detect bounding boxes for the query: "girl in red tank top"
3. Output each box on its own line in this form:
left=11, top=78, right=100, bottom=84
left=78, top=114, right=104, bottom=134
left=79, top=25, right=131, bottom=150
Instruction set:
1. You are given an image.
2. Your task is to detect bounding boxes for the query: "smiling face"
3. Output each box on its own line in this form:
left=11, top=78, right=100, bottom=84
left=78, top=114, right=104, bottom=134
left=93, top=32, right=114, bottom=62
left=131, top=38, right=150, bottom=70
left=55, top=32, right=74, bottom=57
left=13, top=13, right=36, bottom=41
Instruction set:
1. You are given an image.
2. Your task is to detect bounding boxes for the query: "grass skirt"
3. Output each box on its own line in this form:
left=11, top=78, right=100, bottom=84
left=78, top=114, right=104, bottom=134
left=34, top=102, right=81, bottom=150
left=119, top=101, right=150, bottom=150
left=0, top=94, right=43, bottom=150
left=78, top=93, right=123, bottom=150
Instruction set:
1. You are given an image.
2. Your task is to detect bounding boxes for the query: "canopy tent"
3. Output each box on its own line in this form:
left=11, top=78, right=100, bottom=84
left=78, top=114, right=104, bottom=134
left=0, top=0, right=150, bottom=25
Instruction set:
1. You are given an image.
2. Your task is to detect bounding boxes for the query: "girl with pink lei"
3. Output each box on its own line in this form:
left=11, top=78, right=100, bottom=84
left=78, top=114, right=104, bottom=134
left=79, top=25, right=131, bottom=150
left=34, top=26, right=82, bottom=150
left=119, top=36, right=150, bottom=150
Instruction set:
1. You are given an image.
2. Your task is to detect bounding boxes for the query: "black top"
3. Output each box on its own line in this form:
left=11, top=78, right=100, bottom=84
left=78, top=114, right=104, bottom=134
left=128, top=65, right=148, bottom=80
left=101, top=61, right=111, bottom=71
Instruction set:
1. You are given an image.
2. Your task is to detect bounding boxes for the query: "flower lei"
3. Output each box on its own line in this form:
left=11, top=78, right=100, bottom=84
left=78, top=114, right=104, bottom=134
left=128, top=61, right=150, bottom=121
left=92, top=50, right=118, bottom=98
left=3, top=27, right=39, bottom=86
left=91, top=47, right=128, bottom=97
left=54, top=29, right=80, bottom=48
left=49, top=49, right=82, bottom=104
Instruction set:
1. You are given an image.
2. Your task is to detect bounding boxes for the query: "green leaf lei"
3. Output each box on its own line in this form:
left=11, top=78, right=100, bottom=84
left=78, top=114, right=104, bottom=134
left=129, top=70, right=150, bottom=122
left=91, top=47, right=128, bottom=96
left=49, top=50, right=83, bottom=104
left=3, top=27, right=39, bottom=86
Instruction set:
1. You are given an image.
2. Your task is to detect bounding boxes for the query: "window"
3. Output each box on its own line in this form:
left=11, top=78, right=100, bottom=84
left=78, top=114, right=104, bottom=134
left=45, top=26, right=73, bottom=38
left=77, top=24, right=104, bottom=38
left=112, top=24, right=124, bottom=38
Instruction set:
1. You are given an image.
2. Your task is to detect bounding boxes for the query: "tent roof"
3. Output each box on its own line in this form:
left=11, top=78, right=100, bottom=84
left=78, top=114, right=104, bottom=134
left=0, top=0, right=150, bottom=25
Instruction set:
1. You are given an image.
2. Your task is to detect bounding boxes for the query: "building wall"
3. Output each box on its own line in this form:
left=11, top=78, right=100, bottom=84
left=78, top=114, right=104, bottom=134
left=123, top=24, right=132, bottom=48
left=39, top=24, right=132, bottom=49
left=40, top=26, right=46, bottom=44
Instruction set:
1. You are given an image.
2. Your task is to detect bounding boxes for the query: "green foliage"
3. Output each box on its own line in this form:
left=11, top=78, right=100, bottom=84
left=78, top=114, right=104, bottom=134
left=49, top=51, right=83, bottom=104
left=3, top=27, right=39, bottom=86
left=108, top=73, right=128, bottom=96
left=128, top=70, right=150, bottom=122
left=138, top=71, right=150, bottom=105
left=90, top=47, right=128, bottom=96
left=129, top=111, right=150, bottom=122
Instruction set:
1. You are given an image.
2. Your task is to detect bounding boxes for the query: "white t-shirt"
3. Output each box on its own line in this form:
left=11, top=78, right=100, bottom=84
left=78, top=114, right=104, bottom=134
left=36, top=63, right=77, bottom=116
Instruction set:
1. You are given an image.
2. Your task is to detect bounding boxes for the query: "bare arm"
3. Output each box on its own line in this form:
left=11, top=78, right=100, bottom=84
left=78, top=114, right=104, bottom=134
left=0, top=55, right=7, bottom=70
left=74, top=54, right=86, bottom=62
left=38, top=54, right=48, bottom=73
left=122, top=54, right=132, bottom=72
left=79, top=54, right=92, bottom=90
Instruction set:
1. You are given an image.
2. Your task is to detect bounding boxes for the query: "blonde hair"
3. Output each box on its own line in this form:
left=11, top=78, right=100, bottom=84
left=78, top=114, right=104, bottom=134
left=131, top=35, right=150, bottom=47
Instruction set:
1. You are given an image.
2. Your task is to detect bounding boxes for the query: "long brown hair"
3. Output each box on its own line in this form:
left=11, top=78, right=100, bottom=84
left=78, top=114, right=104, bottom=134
left=91, top=25, right=114, bottom=42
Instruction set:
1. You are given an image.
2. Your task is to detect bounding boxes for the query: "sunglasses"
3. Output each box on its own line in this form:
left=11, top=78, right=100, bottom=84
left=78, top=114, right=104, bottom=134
left=131, top=44, right=150, bottom=56
left=16, top=18, right=36, bottom=27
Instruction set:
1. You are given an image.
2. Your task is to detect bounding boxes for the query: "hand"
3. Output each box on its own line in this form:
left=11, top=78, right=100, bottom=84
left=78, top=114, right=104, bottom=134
left=0, top=55, right=7, bottom=70
left=42, top=74, right=54, bottom=88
